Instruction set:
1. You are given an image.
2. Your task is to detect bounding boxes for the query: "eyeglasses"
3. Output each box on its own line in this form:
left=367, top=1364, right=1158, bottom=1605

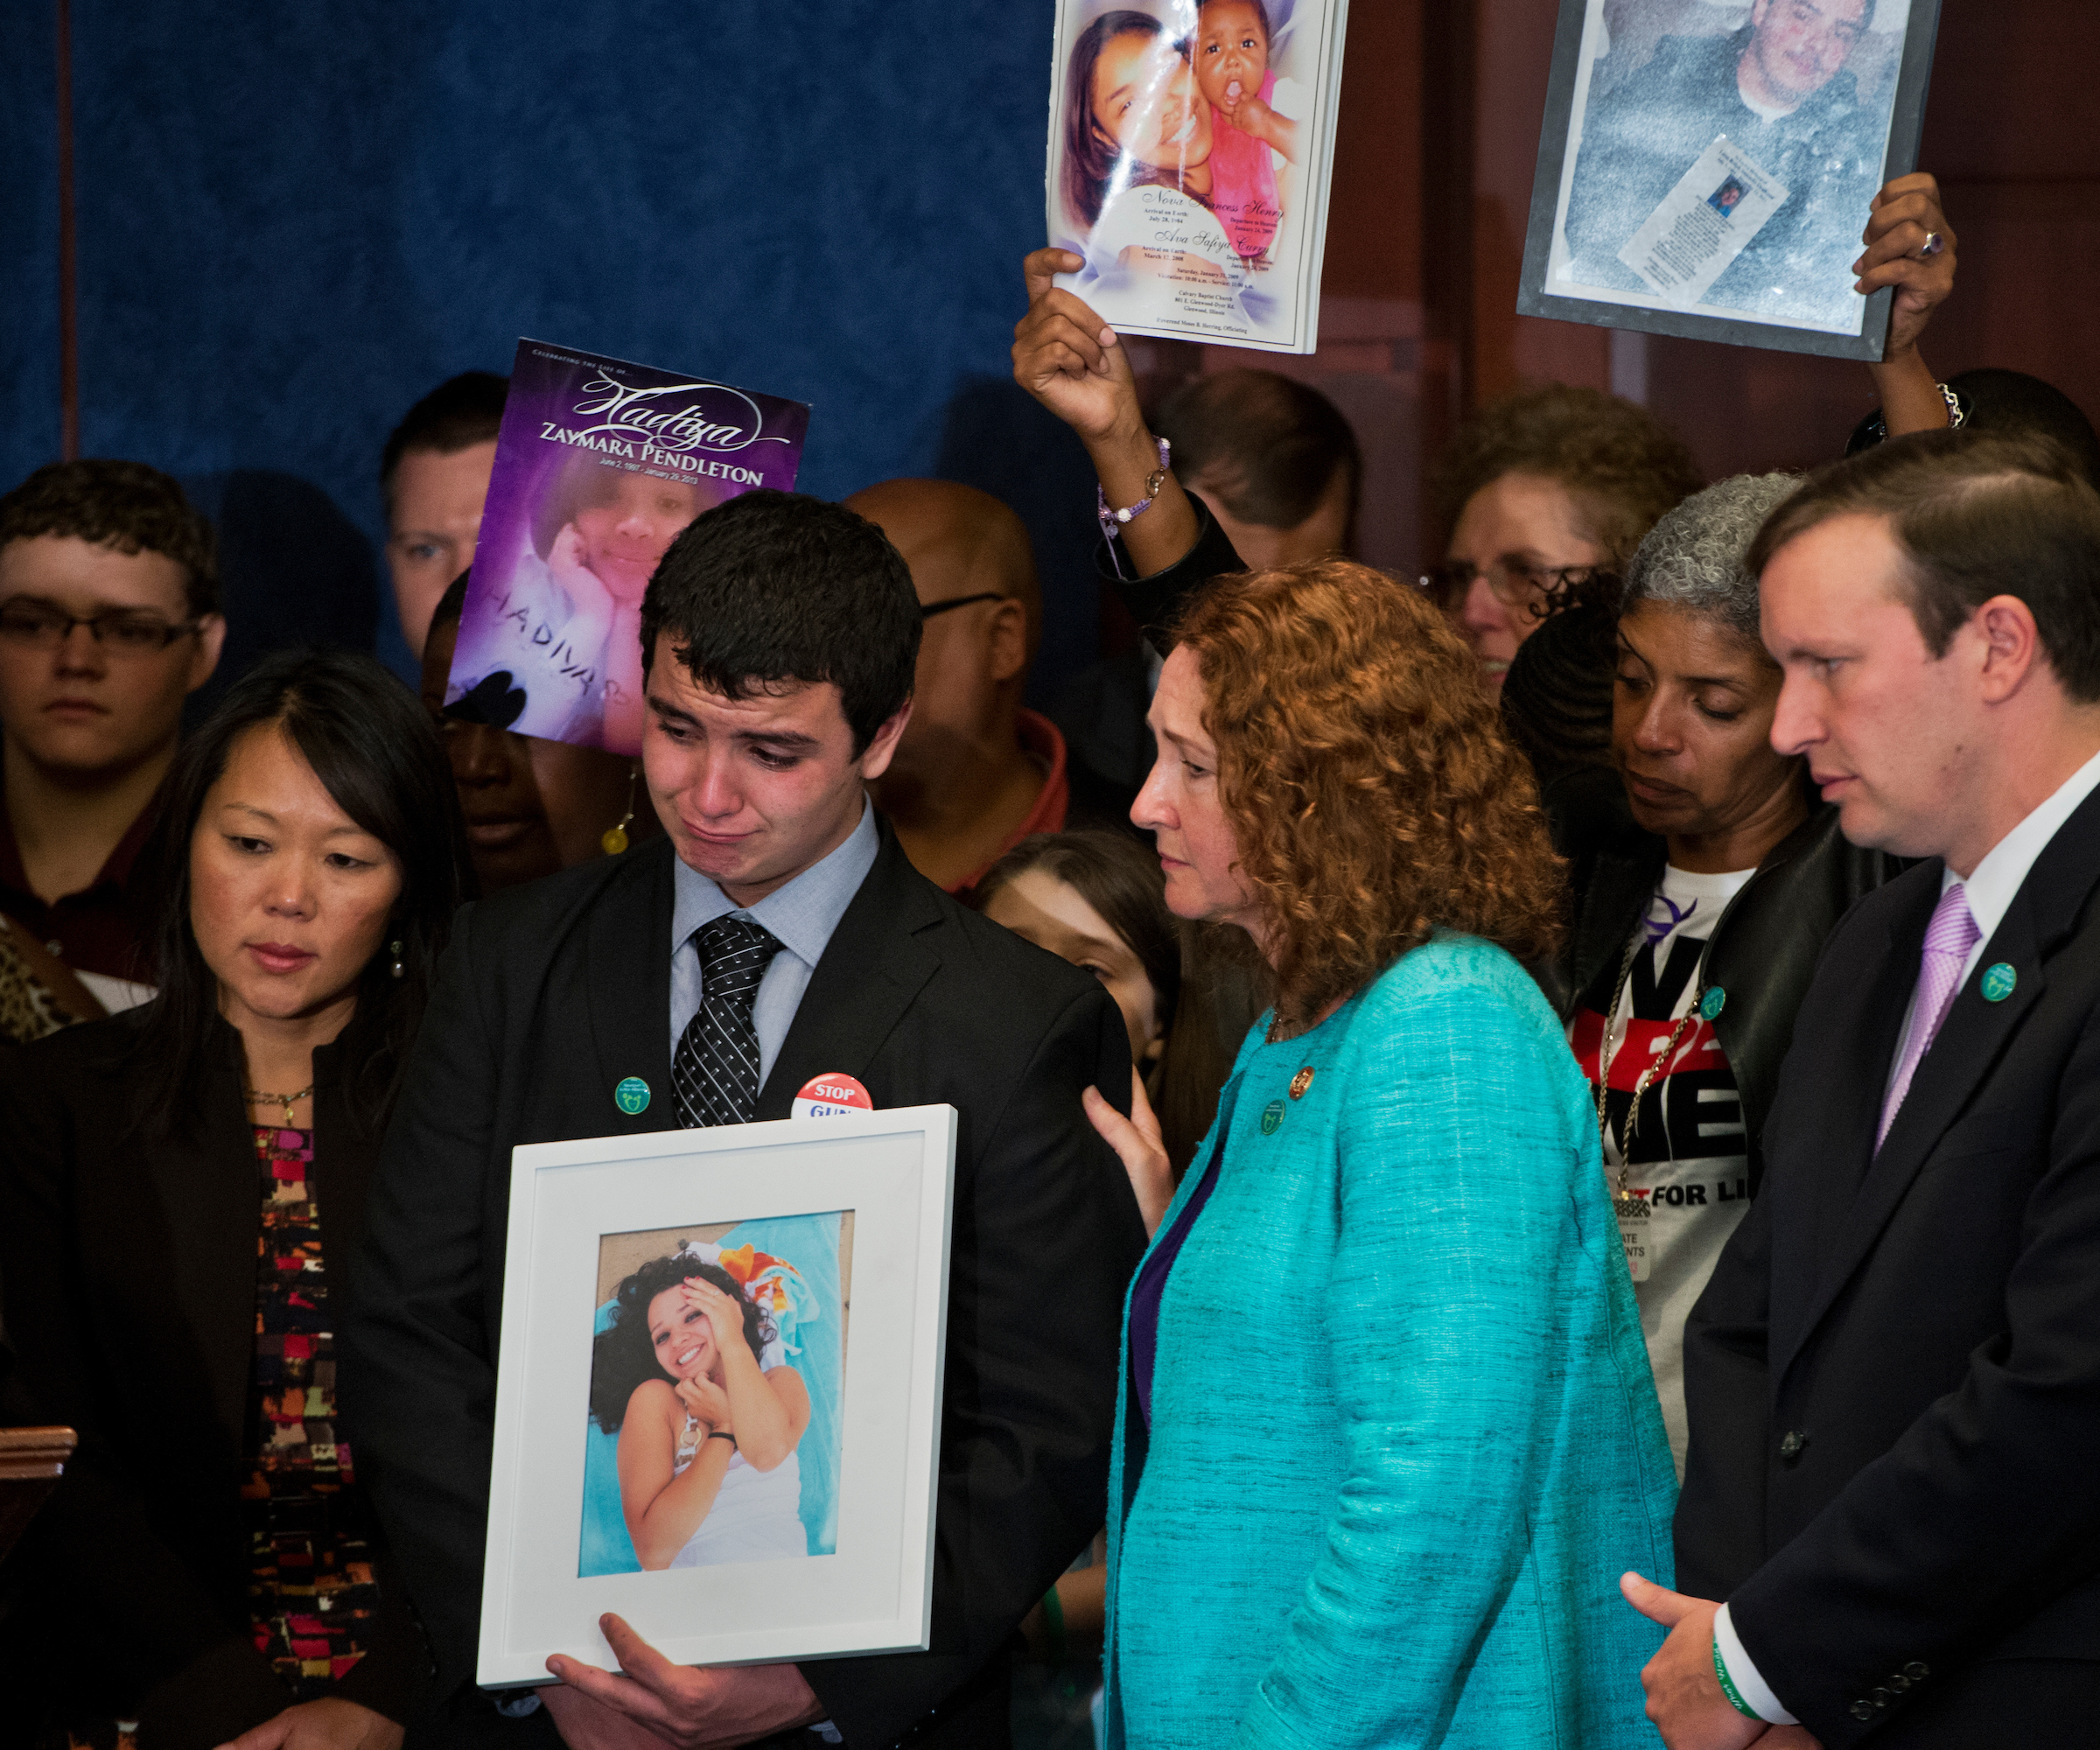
left=1416, top=561, right=1604, bottom=612
left=919, top=592, right=1009, bottom=620
left=0, top=599, right=200, bottom=654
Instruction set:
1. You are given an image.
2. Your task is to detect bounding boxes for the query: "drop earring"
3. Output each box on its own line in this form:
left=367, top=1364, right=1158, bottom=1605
left=388, top=940, right=405, bottom=980
left=601, top=764, right=640, bottom=856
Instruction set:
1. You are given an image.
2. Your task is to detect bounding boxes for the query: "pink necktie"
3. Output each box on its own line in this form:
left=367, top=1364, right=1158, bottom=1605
left=1877, top=883, right=1981, bottom=1150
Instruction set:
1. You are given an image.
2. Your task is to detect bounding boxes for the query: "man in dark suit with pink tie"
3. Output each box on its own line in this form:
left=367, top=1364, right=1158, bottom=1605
left=1627, top=430, right=2100, bottom=1746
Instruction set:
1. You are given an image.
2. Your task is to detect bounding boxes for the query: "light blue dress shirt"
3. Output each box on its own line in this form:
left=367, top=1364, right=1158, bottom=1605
left=668, top=799, right=879, bottom=1086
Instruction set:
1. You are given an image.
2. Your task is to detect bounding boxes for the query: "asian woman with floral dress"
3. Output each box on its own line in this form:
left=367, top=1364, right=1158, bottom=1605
left=0, top=650, right=466, bottom=1749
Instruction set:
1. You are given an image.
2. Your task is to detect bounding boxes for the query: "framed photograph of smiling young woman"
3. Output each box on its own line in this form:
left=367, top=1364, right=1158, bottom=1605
left=1046, top=0, right=1352, bottom=353
left=475, top=1105, right=955, bottom=1689
left=1516, top=0, right=1944, bottom=359
left=444, top=339, right=808, bottom=760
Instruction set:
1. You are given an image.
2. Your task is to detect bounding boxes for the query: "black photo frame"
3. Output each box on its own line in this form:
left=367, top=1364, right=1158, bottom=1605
left=1516, top=0, right=1944, bottom=361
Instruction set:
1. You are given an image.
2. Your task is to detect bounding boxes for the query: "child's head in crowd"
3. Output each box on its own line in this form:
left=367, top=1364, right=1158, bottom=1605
left=976, top=829, right=1180, bottom=1071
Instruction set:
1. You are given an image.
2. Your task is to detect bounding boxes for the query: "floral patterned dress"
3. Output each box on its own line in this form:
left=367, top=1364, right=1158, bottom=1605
left=242, top=1125, right=382, bottom=1699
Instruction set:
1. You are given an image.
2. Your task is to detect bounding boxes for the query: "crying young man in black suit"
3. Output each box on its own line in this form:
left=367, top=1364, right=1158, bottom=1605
left=341, top=489, right=1146, bottom=1750
left=1626, top=431, right=2100, bottom=1747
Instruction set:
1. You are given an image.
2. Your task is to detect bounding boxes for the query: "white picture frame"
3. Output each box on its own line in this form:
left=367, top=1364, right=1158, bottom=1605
left=477, top=1105, right=957, bottom=1690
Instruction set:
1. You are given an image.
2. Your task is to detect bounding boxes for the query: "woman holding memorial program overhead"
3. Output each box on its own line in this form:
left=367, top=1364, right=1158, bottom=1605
left=1080, top=561, right=1676, bottom=1746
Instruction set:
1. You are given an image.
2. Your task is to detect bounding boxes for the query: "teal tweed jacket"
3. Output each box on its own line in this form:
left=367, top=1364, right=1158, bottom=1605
left=1103, top=934, right=1676, bottom=1748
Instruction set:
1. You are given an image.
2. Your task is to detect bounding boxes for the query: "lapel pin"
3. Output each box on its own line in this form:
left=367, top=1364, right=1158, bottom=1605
left=1699, top=987, right=1726, bottom=1021
left=1260, top=1098, right=1285, bottom=1135
left=614, top=1076, right=651, bottom=1116
left=1289, top=1066, right=1315, bottom=1100
left=1981, top=962, right=2017, bottom=1003
left=794, top=1072, right=873, bottom=1119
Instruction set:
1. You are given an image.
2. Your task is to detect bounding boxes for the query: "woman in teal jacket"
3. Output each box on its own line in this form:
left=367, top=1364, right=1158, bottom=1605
left=1085, top=558, right=1677, bottom=1746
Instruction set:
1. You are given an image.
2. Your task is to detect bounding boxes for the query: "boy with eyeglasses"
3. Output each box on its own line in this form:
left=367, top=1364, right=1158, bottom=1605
left=0, top=460, right=224, bottom=1002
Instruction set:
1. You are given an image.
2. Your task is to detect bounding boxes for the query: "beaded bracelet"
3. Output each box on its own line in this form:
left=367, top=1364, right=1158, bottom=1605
left=1096, top=437, right=1172, bottom=546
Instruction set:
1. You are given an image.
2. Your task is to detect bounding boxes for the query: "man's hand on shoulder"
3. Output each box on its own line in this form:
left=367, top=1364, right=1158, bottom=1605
left=539, top=1615, right=823, bottom=1749
left=1622, top=1573, right=1773, bottom=1750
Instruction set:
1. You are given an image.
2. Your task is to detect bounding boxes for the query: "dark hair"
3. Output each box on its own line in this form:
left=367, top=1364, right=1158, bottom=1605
left=1500, top=598, right=1620, bottom=793
left=1944, top=370, right=2100, bottom=491
left=976, top=830, right=1182, bottom=1027
left=1062, top=12, right=1192, bottom=229
left=430, top=568, right=472, bottom=634
left=1748, top=430, right=2100, bottom=702
left=0, top=458, right=219, bottom=618
left=1846, top=369, right=2100, bottom=491
left=136, top=649, right=470, bottom=1136
left=381, top=371, right=508, bottom=504
left=528, top=449, right=712, bottom=563
left=1429, top=385, right=1704, bottom=568
left=1156, top=370, right=1362, bottom=536
left=590, top=1256, right=769, bottom=1432
left=640, top=489, right=920, bottom=754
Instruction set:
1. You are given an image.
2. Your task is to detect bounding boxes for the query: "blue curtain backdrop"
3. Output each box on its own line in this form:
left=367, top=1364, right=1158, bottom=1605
left=0, top=4, right=1103, bottom=697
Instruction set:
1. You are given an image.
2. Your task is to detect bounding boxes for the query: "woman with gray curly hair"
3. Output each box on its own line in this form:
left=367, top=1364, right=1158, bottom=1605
left=1558, top=475, right=1906, bottom=1475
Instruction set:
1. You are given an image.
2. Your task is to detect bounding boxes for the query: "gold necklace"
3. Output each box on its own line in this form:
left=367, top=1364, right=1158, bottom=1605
left=245, top=1084, right=314, bottom=1126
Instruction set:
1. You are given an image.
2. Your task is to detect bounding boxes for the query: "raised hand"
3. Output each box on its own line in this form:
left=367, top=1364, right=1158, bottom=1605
left=1012, top=248, right=1145, bottom=445
left=1854, top=172, right=1956, bottom=366
left=1012, top=247, right=1202, bottom=574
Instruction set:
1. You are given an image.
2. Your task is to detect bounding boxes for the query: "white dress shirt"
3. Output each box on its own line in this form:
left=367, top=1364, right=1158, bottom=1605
left=1882, top=739, right=2100, bottom=1097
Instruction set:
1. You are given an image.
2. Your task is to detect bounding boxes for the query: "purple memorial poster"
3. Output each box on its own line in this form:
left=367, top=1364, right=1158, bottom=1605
left=446, top=340, right=809, bottom=756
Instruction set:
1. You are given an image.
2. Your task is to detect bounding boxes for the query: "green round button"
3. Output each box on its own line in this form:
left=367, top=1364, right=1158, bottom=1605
left=1699, top=987, right=1726, bottom=1022
left=1260, top=1098, right=1285, bottom=1136
left=1981, top=962, right=2017, bottom=1003
left=614, top=1075, right=652, bottom=1115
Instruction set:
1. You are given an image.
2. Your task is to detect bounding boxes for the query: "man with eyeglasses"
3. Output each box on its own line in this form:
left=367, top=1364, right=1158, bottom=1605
left=0, top=460, right=225, bottom=1003
left=848, top=479, right=1120, bottom=894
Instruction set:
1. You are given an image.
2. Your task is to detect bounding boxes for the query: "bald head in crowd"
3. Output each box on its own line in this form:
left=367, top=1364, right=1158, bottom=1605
left=846, top=480, right=1071, bottom=894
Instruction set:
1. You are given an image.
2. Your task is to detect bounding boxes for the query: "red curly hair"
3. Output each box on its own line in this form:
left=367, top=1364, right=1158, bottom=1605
left=1172, top=559, right=1564, bottom=1029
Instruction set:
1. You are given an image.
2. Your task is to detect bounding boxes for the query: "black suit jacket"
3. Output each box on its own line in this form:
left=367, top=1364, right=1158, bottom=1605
left=0, top=1007, right=430, bottom=1748
left=340, top=823, right=1144, bottom=1750
left=1677, top=784, right=2100, bottom=1743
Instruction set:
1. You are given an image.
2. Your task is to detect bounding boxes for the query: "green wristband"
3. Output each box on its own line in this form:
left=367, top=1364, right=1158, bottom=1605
left=1713, top=1634, right=1763, bottom=1721
left=1041, top=1580, right=1068, bottom=1666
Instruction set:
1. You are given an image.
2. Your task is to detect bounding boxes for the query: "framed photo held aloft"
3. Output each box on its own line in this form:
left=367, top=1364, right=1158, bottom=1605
left=476, top=1106, right=956, bottom=1690
left=1516, top=0, right=1944, bottom=360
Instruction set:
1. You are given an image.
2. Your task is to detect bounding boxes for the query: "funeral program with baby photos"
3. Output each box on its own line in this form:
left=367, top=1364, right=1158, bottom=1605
left=1046, top=0, right=1351, bottom=354
left=446, top=340, right=810, bottom=758
left=1516, top=0, right=1944, bottom=360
